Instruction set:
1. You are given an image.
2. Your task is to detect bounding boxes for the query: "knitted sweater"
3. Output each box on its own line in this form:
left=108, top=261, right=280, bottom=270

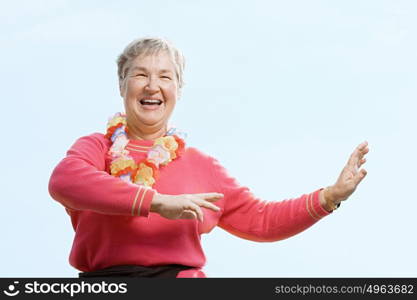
left=48, top=133, right=330, bottom=272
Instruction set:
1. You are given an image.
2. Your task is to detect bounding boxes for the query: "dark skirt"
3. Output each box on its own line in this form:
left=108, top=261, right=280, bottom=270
left=78, top=264, right=192, bottom=278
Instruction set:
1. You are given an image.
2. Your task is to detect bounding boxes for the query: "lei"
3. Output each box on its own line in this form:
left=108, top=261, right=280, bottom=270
left=105, top=112, right=186, bottom=187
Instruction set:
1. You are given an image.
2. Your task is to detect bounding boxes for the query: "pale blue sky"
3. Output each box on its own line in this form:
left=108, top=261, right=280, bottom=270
left=1, top=0, right=416, bottom=277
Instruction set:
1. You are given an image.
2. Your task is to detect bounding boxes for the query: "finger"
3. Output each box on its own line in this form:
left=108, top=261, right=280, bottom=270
left=355, top=141, right=368, bottom=153
left=347, top=150, right=360, bottom=168
left=357, top=147, right=369, bottom=167
left=357, top=142, right=369, bottom=157
left=354, top=168, right=367, bottom=185
left=358, top=141, right=368, bottom=149
left=192, top=198, right=221, bottom=212
left=193, top=193, right=224, bottom=201
left=357, top=158, right=367, bottom=168
left=187, top=202, right=204, bottom=222
left=348, top=144, right=369, bottom=168
left=180, top=210, right=197, bottom=220
left=360, top=146, right=369, bottom=153
left=359, top=147, right=369, bottom=158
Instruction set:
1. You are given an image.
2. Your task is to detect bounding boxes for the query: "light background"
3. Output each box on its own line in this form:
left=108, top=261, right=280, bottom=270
left=1, top=0, right=416, bottom=277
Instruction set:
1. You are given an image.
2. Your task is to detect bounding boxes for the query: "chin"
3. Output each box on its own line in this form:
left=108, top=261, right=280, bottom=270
left=130, top=111, right=160, bottom=124
left=139, top=117, right=165, bottom=126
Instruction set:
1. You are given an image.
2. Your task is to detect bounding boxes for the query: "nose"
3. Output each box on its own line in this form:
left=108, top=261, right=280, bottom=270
left=145, top=76, right=160, bottom=94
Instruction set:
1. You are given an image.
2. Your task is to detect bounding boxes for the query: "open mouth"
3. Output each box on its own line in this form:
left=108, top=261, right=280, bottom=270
left=140, top=99, right=163, bottom=106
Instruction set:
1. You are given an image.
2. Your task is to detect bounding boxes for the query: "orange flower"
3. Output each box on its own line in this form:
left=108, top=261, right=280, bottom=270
left=105, top=124, right=123, bottom=139
left=155, top=136, right=177, bottom=151
left=147, top=144, right=171, bottom=166
left=105, top=114, right=126, bottom=139
left=107, top=114, right=126, bottom=129
left=133, top=161, right=159, bottom=187
left=154, top=136, right=179, bottom=163
left=107, top=112, right=186, bottom=188
left=173, top=135, right=185, bottom=157
left=110, top=156, right=137, bottom=177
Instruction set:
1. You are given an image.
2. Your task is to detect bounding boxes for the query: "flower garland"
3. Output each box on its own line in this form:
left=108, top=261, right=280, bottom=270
left=105, top=112, right=186, bottom=187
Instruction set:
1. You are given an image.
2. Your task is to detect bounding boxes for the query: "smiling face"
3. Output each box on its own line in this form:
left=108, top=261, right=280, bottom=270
left=119, top=51, right=179, bottom=137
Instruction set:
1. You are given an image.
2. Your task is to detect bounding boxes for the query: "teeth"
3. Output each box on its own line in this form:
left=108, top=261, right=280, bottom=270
left=140, top=99, right=162, bottom=105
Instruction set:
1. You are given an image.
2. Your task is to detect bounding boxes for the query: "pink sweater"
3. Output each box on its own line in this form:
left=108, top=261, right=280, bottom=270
left=48, top=133, right=330, bottom=272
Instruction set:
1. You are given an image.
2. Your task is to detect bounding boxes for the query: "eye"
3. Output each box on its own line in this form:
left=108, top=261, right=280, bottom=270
left=134, top=73, right=147, bottom=77
left=161, top=76, right=171, bottom=80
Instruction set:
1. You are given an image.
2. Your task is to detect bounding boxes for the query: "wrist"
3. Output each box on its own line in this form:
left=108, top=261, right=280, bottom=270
left=321, top=186, right=339, bottom=212
left=150, top=192, right=163, bottom=213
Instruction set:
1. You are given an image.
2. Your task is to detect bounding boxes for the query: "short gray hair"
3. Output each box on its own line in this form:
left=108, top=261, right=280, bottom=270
left=117, top=37, right=185, bottom=90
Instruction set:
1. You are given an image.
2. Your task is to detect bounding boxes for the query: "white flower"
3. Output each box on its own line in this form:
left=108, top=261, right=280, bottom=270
left=147, top=144, right=171, bottom=167
left=111, top=126, right=126, bottom=142
left=119, top=173, right=132, bottom=183
left=110, top=135, right=129, bottom=156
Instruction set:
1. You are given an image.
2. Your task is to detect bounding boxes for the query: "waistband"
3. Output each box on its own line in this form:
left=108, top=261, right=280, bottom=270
left=78, top=264, right=193, bottom=278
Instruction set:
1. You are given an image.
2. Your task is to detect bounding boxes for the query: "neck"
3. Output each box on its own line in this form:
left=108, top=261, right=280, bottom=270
left=127, top=123, right=167, bottom=141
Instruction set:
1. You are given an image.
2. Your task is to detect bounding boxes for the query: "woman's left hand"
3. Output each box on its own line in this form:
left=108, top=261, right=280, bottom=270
left=322, top=141, right=369, bottom=209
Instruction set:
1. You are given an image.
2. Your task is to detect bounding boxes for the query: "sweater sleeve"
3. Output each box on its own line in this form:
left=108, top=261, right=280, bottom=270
left=48, top=133, right=155, bottom=217
left=210, top=156, right=331, bottom=242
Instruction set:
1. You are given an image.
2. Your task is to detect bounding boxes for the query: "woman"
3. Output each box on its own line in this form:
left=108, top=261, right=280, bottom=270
left=48, top=37, right=369, bottom=278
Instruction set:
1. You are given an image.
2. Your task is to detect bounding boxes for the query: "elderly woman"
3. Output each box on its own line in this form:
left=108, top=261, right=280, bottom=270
left=48, top=37, right=369, bottom=278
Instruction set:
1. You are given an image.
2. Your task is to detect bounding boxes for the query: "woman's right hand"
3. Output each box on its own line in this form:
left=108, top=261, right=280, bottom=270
left=150, top=192, right=223, bottom=222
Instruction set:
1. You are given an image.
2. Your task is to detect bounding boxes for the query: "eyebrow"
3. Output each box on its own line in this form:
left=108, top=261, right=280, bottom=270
left=129, top=66, right=174, bottom=74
